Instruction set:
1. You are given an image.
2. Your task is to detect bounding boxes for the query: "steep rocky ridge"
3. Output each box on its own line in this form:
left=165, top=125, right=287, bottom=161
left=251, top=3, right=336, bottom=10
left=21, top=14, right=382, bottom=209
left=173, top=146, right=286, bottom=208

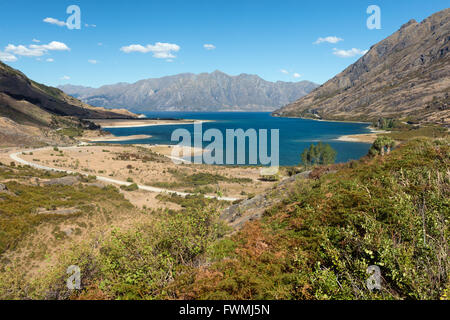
left=274, top=9, right=450, bottom=124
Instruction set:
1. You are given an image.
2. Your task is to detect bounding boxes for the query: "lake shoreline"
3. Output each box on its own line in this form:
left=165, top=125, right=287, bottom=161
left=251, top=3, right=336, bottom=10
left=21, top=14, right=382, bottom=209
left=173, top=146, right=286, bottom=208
left=85, top=134, right=153, bottom=142
left=88, top=119, right=214, bottom=129
left=272, top=114, right=372, bottom=125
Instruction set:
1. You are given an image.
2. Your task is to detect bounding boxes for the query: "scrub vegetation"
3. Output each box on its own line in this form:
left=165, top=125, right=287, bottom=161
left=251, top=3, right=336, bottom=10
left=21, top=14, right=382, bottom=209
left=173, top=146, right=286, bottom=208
left=1, top=136, right=447, bottom=300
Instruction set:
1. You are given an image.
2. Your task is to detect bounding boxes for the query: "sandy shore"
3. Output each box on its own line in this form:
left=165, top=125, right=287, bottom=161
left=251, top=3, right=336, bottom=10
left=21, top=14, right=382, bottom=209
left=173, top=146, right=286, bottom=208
left=336, top=133, right=378, bottom=143
left=89, top=119, right=213, bottom=129
left=86, top=134, right=153, bottom=142
left=336, top=128, right=390, bottom=143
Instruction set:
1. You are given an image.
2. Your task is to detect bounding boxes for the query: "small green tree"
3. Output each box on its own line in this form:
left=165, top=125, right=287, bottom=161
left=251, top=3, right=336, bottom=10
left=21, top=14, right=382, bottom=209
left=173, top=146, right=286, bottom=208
left=301, top=142, right=337, bottom=167
left=301, top=144, right=315, bottom=167
left=369, top=136, right=395, bottom=156
left=320, top=143, right=338, bottom=165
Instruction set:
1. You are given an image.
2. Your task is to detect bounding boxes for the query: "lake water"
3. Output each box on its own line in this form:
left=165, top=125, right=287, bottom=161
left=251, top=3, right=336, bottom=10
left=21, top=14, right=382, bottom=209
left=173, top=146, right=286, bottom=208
left=103, top=112, right=372, bottom=166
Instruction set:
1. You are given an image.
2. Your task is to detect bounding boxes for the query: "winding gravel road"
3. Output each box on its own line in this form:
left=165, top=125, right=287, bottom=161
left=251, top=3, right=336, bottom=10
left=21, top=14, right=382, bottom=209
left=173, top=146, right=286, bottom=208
left=10, top=145, right=238, bottom=202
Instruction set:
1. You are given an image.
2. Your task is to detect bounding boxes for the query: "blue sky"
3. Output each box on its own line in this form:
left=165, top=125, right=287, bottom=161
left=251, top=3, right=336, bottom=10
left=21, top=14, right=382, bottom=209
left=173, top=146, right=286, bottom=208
left=0, top=0, right=448, bottom=87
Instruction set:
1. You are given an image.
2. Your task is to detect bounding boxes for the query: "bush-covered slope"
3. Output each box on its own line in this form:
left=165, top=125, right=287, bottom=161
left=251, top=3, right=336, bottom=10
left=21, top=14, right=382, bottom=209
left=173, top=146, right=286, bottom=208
left=174, top=138, right=449, bottom=300
left=77, top=138, right=448, bottom=300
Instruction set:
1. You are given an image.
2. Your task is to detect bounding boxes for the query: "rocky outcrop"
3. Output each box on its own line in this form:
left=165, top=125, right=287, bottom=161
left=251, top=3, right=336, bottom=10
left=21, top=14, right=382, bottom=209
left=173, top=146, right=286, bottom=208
left=274, top=9, right=450, bottom=124
left=42, top=176, right=80, bottom=186
left=220, top=171, right=311, bottom=231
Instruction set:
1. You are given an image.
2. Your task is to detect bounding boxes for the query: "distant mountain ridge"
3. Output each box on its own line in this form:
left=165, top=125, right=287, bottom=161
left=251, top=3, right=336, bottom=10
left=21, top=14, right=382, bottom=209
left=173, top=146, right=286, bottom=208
left=59, top=71, right=319, bottom=112
left=274, top=9, right=450, bottom=124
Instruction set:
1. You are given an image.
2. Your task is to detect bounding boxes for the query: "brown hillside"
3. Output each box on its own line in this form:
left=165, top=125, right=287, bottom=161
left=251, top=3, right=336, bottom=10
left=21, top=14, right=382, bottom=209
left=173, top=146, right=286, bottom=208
left=274, top=9, right=450, bottom=125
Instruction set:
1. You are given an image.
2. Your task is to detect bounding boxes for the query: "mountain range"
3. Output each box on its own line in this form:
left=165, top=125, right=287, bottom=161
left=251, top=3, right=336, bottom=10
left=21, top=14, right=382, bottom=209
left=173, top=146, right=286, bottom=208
left=274, top=8, right=450, bottom=125
left=59, top=71, right=319, bottom=112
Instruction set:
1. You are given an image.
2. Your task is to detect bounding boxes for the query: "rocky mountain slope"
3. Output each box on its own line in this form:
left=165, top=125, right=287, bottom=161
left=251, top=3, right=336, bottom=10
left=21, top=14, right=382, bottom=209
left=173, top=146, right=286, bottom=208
left=0, top=61, right=136, bottom=146
left=0, top=61, right=136, bottom=128
left=59, top=71, right=318, bottom=112
left=274, top=9, right=450, bottom=125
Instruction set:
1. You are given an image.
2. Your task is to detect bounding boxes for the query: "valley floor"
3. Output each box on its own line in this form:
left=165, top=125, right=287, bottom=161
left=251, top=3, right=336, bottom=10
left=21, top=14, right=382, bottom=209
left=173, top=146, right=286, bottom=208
left=14, top=144, right=272, bottom=202
left=0, top=118, right=448, bottom=300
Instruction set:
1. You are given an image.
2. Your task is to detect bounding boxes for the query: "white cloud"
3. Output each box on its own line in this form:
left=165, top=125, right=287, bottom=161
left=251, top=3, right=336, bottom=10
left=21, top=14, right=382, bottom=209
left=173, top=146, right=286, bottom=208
left=32, top=39, right=40, bottom=43
left=5, top=44, right=43, bottom=57
left=31, top=41, right=70, bottom=51
left=0, top=51, right=17, bottom=62
left=44, top=17, right=96, bottom=28
left=46, top=58, right=54, bottom=62
left=314, top=36, right=344, bottom=45
left=203, top=44, right=216, bottom=50
left=332, top=48, right=368, bottom=58
left=43, top=17, right=67, bottom=27
left=88, top=59, right=98, bottom=64
left=120, top=42, right=180, bottom=59
left=4, top=41, right=70, bottom=58
left=120, top=44, right=147, bottom=53
left=280, top=70, right=302, bottom=78
left=61, top=75, right=70, bottom=80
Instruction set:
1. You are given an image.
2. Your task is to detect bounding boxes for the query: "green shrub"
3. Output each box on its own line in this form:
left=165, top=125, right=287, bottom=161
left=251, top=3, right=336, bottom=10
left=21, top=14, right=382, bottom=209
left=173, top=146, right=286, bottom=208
left=59, top=127, right=83, bottom=138
left=301, top=142, right=337, bottom=167
left=259, top=174, right=279, bottom=182
left=120, top=183, right=139, bottom=192
left=90, top=201, right=224, bottom=299
left=150, top=170, right=252, bottom=189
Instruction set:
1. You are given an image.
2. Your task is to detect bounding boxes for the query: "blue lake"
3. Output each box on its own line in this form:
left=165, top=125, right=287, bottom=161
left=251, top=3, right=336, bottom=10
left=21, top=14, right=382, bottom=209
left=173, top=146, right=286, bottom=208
left=103, top=112, right=372, bottom=166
